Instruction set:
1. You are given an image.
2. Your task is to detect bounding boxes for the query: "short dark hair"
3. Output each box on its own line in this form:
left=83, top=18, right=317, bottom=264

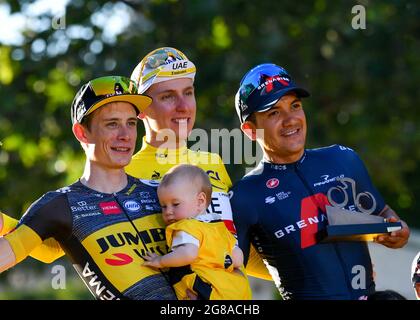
left=80, top=112, right=94, bottom=131
left=245, top=113, right=257, bottom=125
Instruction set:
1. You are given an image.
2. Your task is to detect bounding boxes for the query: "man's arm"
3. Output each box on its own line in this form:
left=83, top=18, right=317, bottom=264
left=345, top=148, right=410, bottom=249
left=0, top=225, right=43, bottom=273
left=0, top=238, right=16, bottom=273
left=143, top=244, right=199, bottom=268
left=375, top=205, right=410, bottom=249
left=0, top=211, right=64, bottom=263
left=230, top=185, right=273, bottom=281
left=232, top=245, right=244, bottom=269
left=0, top=212, right=19, bottom=235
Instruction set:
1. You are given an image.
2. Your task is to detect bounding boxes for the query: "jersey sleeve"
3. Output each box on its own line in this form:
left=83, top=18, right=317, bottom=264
left=4, top=193, right=71, bottom=264
left=0, top=212, right=18, bottom=235
left=4, top=224, right=43, bottom=264
left=344, top=147, right=386, bottom=215
left=1, top=211, right=65, bottom=263
left=29, top=238, right=65, bottom=263
left=171, top=230, right=199, bottom=248
left=166, top=220, right=204, bottom=248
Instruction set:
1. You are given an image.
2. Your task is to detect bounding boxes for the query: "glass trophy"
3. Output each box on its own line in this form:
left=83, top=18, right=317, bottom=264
left=317, top=177, right=402, bottom=242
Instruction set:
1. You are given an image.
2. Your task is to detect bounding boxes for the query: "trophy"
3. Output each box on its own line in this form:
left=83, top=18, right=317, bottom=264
left=317, top=177, right=402, bottom=242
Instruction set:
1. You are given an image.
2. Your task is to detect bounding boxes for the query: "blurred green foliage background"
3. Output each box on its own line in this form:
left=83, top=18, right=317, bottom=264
left=0, top=0, right=418, bottom=299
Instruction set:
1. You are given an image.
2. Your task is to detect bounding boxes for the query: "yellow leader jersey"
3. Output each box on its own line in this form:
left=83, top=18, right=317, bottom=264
left=126, top=138, right=236, bottom=233
left=166, top=217, right=251, bottom=300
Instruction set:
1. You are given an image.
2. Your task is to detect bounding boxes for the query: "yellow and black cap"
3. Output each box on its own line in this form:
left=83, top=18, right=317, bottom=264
left=71, top=76, right=152, bottom=124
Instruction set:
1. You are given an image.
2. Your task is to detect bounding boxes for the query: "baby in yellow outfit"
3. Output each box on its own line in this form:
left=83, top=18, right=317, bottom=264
left=143, top=164, right=252, bottom=300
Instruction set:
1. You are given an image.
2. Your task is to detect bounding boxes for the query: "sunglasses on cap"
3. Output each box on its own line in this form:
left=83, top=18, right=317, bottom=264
left=235, top=63, right=310, bottom=123
left=71, top=76, right=152, bottom=124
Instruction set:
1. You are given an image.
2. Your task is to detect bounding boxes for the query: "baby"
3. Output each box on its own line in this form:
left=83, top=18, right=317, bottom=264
left=143, top=164, right=251, bottom=300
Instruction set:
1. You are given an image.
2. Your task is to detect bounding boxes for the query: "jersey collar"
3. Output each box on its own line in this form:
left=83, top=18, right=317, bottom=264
left=194, top=212, right=222, bottom=223
left=262, top=150, right=308, bottom=171
left=139, top=136, right=188, bottom=160
left=74, top=174, right=138, bottom=196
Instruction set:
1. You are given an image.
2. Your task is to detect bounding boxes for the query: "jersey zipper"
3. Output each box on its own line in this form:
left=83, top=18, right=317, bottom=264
left=113, top=193, right=176, bottom=294
left=113, top=193, right=151, bottom=252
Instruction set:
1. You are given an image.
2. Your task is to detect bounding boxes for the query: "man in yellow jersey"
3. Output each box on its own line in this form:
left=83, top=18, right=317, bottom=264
left=127, top=47, right=236, bottom=234
left=0, top=47, right=270, bottom=283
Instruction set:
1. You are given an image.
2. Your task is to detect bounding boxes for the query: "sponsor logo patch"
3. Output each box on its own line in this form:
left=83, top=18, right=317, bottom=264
left=265, top=196, right=276, bottom=204
left=123, top=200, right=141, bottom=212
left=276, top=191, right=291, bottom=201
left=105, top=253, right=134, bottom=266
left=266, top=178, right=279, bottom=189
left=99, top=201, right=122, bottom=215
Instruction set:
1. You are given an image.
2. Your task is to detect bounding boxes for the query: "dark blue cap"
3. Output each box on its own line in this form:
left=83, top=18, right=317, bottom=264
left=235, top=63, right=310, bottom=123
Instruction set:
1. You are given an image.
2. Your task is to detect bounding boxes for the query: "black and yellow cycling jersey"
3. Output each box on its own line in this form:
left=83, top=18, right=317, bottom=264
left=3, top=176, right=176, bottom=300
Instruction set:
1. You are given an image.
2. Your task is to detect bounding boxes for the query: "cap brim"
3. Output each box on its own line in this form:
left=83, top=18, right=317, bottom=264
left=255, top=86, right=310, bottom=113
left=137, top=61, right=196, bottom=94
left=85, top=94, right=153, bottom=117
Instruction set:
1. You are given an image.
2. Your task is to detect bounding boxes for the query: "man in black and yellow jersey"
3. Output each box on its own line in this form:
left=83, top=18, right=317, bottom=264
left=0, top=76, right=177, bottom=300
left=0, top=47, right=271, bottom=287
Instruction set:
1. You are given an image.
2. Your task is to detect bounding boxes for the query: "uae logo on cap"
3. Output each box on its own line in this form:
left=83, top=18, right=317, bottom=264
left=266, top=178, right=279, bottom=189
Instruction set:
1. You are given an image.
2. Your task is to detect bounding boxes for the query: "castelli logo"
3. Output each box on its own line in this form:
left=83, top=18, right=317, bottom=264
left=266, top=178, right=279, bottom=189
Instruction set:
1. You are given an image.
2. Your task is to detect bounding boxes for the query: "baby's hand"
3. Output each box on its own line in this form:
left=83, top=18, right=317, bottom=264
left=142, top=251, right=164, bottom=268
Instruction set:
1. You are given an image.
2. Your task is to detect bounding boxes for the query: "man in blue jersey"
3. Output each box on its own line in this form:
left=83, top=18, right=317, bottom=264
left=230, top=63, right=410, bottom=300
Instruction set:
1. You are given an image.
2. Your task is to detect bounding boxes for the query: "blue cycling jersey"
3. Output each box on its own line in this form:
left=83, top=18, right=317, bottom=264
left=231, top=145, right=385, bottom=300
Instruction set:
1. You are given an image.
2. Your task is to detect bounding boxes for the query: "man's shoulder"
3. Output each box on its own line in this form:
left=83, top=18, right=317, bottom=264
left=24, top=184, right=75, bottom=217
left=308, top=144, right=357, bottom=160
left=231, top=163, right=266, bottom=193
left=41, top=183, right=82, bottom=201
